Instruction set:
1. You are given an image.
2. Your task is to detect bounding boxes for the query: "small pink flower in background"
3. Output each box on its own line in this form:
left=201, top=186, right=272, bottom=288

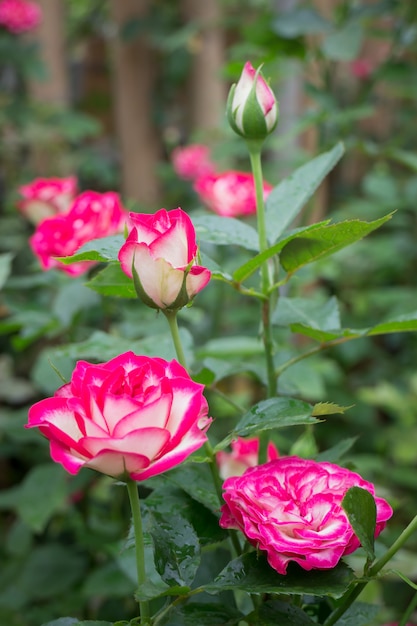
left=217, top=436, right=279, bottom=480
left=220, top=456, right=392, bottom=575
left=18, top=176, right=77, bottom=224
left=26, top=352, right=211, bottom=480
left=194, top=171, right=272, bottom=217
left=227, top=61, right=278, bottom=141
left=0, top=0, right=41, bottom=34
left=350, top=58, right=374, bottom=80
left=30, top=191, right=127, bottom=276
left=171, top=144, right=216, bottom=181
left=118, top=208, right=211, bottom=310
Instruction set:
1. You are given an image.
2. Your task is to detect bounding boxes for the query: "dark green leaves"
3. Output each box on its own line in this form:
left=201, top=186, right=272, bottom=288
left=193, top=215, right=259, bottom=251
left=342, top=487, right=377, bottom=565
left=265, top=142, right=345, bottom=242
left=206, top=552, right=355, bottom=599
left=214, top=397, right=318, bottom=451
left=57, top=234, right=125, bottom=264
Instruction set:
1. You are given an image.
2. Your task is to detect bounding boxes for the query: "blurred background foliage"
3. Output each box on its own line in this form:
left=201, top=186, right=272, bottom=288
left=1, top=0, right=417, bottom=624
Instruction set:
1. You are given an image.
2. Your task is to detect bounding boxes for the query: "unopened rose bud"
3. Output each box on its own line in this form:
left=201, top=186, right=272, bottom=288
left=227, top=62, right=278, bottom=142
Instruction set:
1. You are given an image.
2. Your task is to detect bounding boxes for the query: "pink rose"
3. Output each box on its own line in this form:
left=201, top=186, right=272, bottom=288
left=172, top=144, right=216, bottom=181
left=30, top=191, right=128, bottom=276
left=349, top=58, right=374, bottom=80
left=194, top=171, right=272, bottom=217
left=26, top=352, right=211, bottom=480
left=0, top=0, right=41, bottom=33
left=118, top=208, right=211, bottom=310
left=227, top=61, right=278, bottom=140
left=18, top=176, right=77, bottom=224
left=220, top=456, right=393, bottom=575
left=217, top=436, right=279, bottom=480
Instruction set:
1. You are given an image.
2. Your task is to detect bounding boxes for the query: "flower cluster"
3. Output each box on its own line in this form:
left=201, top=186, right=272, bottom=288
left=26, top=352, right=211, bottom=480
left=18, top=176, right=77, bottom=224
left=30, top=190, right=128, bottom=276
left=220, top=456, right=393, bottom=574
left=118, top=208, right=211, bottom=310
left=0, top=0, right=41, bottom=33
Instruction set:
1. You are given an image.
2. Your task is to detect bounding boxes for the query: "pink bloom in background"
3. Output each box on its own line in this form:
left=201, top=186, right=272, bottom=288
left=217, top=436, right=279, bottom=480
left=0, top=0, right=41, bottom=33
left=194, top=170, right=272, bottom=217
left=350, top=58, right=374, bottom=80
left=18, top=176, right=77, bottom=224
left=119, top=208, right=211, bottom=310
left=30, top=191, right=127, bottom=276
left=26, top=352, right=211, bottom=480
left=220, top=456, right=392, bottom=575
left=172, top=144, right=216, bottom=181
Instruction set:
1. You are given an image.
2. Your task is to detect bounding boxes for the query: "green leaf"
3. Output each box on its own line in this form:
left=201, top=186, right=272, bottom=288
left=248, top=600, right=316, bottom=625
left=0, top=253, right=13, bottom=290
left=196, top=336, right=264, bottom=359
left=205, top=552, right=355, bottom=598
left=280, top=213, right=393, bottom=275
left=193, top=215, right=259, bottom=251
left=41, top=620, right=80, bottom=626
left=316, top=437, right=358, bottom=463
left=265, top=143, right=344, bottom=243
left=0, top=464, right=69, bottom=533
left=322, top=22, right=363, bottom=61
left=146, top=487, right=226, bottom=546
left=284, top=310, right=417, bottom=343
left=233, top=222, right=330, bottom=283
left=388, top=148, right=417, bottom=172
left=57, top=234, right=125, bottom=264
left=52, top=280, right=101, bottom=326
left=163, top=602, right=243, bottom=626
left=215, top=397, right=317, bottom=451
left=333, top=602, right=380, bottom=625
left=158, top=463, right=220, bottom=514
left=272, top=8, right=332, bottom=37
left=199, top=251, right=233, bottom=282
left=149, top=510, right=200, bottom=587
left=312, top=402, right=353, bottom=416
left=342, top=487, right=377, bottom=563
left=82, top=562, right=136, bottom=598
left=272, top=296, right=341, bottom=330
left=85, top=263, right=136, bottom=298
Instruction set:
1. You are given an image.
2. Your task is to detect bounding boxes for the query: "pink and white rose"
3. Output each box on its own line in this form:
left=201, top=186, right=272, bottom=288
left=172, top=144, right=216, bottom=181
left=118, top=208, right=211, bottom=310
left=30, top=190, right=128, bottom=276
left=217, top=436, right=279, bottom=480
left=26, top=352, right=211, bottom=480
left=0, top=0, right=41, bottom=33
left=227, top=61, right=278, bottom=140
left=220, top=456, right=393, bottom=575
left=18, top=176, right=77, bottom=224
left=194, top=171, right=272, bottom=217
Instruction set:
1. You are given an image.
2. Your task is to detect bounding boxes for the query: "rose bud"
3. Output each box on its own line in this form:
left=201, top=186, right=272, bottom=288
left=118, top=208, right=211, bottom=311
left=227, top=61, right=278, bottom=142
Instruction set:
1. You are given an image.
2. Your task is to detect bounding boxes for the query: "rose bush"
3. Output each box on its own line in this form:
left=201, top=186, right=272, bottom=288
left=194, top=170, right=272, bottom=217
left=30, top=190, right=127, bottom=276
left=26, top=352, right=211, bottom=480
left=18, top=176, right=77, bottom=224
left=0, top=0, right=41, bottom=33
left=171, top=144, right=216, bottom=181
left=220, top=456, right=393, bottom=574
left=217, top=436, right=279, bottom=479
left=227, top=61, right=278, bottom=141
left=118, top=207, right=211, bottom=310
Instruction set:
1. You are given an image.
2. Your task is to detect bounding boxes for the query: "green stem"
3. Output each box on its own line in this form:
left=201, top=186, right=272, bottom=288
left=248, top=143, right=276, bottom=464
left=126, top=480, right=151, bottom=624
left=323, top=513, right=417, bottom=626
left=163, top=309, right=187, bottom=368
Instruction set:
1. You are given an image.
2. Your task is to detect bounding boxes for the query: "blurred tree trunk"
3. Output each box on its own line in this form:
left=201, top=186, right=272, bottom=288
left=28, top=0, right=69, bottom=174
left=110, top=0, right=161, bottom=208
left=181, top=0, right=226, bottom=134
left=29, top=0, right=68, bottom=106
